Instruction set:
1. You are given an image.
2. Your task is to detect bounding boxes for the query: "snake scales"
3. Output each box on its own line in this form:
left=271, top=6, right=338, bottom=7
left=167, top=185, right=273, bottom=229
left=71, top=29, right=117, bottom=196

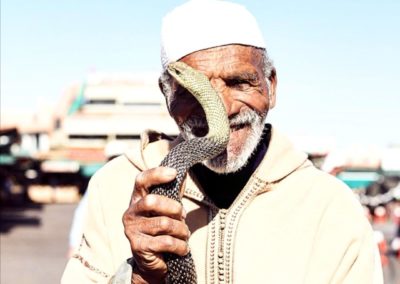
left=149, top=62, right=230, bottom=283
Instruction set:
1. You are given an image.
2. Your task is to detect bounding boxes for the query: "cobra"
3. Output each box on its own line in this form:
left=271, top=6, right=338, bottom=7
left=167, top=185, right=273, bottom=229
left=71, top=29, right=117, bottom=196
left=150, top=61, right=230, bottom=284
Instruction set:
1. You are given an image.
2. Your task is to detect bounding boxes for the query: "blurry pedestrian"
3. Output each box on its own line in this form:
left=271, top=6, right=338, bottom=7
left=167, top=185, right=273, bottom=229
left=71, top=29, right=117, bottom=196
left=66, top=191, right=88, bottom=258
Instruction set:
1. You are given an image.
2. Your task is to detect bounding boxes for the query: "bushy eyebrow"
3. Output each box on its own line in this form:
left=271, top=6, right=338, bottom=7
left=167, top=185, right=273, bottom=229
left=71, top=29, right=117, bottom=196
left=224, top=71, right=260, bottom=83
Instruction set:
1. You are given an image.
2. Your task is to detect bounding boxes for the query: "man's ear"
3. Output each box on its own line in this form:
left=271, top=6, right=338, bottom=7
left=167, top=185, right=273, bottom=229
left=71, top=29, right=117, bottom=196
left=267, top=68, right=277, bottom=109
left=158, top=77, right=171, bottom=113
left=158, top=77, right=167, bottom=96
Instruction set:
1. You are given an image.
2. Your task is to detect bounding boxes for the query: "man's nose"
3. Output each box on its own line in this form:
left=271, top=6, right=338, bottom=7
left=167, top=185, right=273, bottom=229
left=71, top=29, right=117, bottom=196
left=210, top=79, right=242, bottom=118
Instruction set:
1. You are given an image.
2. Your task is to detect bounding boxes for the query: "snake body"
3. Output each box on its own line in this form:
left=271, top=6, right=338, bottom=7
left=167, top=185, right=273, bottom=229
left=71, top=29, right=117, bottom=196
left=149, top=62, right=230, bottom=284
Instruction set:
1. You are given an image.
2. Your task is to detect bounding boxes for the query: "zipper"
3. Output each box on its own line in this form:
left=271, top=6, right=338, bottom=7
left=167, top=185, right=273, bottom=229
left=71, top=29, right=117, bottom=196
left=206, top=175, right=273, bottom=283
left=220, top=177, right=272, bottom=283
left=217, top=209, right=227, bottom=283
left=206, top=206, right=218, bottom=284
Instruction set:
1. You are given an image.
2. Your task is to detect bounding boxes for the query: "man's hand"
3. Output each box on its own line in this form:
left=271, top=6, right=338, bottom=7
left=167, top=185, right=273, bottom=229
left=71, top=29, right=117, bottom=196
left=123, top=167, right=190, bottom=284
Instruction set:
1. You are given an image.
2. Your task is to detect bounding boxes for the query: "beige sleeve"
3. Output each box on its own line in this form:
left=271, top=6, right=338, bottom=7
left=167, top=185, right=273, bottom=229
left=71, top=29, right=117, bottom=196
left=334, top=228, right=383, bottom=284
left=329, top=189, right=384, bottom=284
left=304, top=180, right=384, bottom=284
left=61, top=177, right=116, bottom=283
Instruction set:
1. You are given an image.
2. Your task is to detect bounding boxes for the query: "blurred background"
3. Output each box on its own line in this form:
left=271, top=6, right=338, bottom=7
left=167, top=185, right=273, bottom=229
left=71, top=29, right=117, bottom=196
left=1, top=0, right=399, bottom=283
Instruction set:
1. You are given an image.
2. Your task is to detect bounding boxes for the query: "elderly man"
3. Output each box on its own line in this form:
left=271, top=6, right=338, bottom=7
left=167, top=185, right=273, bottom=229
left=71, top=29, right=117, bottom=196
left=62, top=1, right=383, bottom=283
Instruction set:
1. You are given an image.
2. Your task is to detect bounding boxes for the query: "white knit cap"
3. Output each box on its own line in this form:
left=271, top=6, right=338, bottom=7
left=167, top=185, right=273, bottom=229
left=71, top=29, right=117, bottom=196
left=161, top=0, right=266, bottom=70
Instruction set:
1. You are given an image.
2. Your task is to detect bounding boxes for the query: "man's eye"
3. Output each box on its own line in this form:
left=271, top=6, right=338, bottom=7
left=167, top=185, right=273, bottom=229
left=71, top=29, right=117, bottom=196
left=227, top=79, right=252, bottom=91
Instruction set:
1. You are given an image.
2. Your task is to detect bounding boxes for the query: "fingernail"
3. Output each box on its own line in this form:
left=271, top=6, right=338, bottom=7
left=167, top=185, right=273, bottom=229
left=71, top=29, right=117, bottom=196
left=182, top=208, right=187, bottom=219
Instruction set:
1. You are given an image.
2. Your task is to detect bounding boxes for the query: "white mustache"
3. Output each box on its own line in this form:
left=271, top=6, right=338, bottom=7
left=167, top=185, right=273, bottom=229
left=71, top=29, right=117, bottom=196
left=181, top=109, right=261, bottom=131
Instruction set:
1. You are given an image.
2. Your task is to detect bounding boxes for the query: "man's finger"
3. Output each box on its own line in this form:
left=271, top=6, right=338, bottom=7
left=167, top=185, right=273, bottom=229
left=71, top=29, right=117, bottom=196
left=132, top=167, right=177, bottom=202
left=148, top=235, right=190, bottom=257
left=134, top=194, right=185, bottom=220
left=130, top=234, right=189, bottom=257
left=138, top=216, right=190, bottom=240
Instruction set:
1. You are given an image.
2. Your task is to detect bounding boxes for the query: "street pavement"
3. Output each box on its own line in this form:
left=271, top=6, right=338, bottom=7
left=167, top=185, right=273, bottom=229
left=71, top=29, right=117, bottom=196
left=1, top=203, right=77, bottom=284
left=1, top=202, right=399, bottom=283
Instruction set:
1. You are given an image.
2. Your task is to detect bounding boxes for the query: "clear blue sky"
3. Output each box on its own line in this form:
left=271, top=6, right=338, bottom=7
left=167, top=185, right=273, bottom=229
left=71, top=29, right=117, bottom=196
left=1, top=0, right=399, bottom=147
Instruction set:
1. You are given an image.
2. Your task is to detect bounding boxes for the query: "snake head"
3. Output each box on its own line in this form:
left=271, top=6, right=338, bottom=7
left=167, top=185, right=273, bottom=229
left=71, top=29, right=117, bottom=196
left=167, top=61, right=209, bottom=92
left=167, top=61, right=230, bottom=145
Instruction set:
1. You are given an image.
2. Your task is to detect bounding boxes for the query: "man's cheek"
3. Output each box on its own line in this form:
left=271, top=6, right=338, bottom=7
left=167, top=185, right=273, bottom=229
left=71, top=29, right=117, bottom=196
left=232, top=92, right=268, bottom=114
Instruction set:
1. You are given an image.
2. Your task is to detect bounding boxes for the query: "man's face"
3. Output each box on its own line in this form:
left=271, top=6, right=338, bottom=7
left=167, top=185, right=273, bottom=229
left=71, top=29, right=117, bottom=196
left=168, top=45, right=272, bottom=173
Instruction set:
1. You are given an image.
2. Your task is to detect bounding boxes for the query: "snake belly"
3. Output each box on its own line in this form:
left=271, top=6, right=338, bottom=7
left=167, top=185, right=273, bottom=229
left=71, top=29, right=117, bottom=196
left=150, top=62, right=230, bottom=284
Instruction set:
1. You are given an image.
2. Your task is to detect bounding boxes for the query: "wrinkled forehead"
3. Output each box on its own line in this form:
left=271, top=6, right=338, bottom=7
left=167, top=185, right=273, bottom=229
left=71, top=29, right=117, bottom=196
left=178, top=45, right=265, bottom=77
left=160, top=0, right=266, bottom=70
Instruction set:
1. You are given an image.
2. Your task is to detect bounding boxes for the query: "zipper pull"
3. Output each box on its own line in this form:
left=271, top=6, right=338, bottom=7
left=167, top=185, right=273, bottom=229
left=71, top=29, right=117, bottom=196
left=220, top=209, right=227, bottom=230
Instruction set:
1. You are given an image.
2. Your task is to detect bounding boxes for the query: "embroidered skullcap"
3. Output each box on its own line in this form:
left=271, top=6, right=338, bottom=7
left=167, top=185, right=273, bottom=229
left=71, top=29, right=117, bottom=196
left=160, top=0, right=266, bottom=70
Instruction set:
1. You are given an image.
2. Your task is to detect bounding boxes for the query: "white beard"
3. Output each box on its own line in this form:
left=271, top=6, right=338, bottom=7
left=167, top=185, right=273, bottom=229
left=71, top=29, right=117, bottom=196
left=180, top=109, right=266, bottom=174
